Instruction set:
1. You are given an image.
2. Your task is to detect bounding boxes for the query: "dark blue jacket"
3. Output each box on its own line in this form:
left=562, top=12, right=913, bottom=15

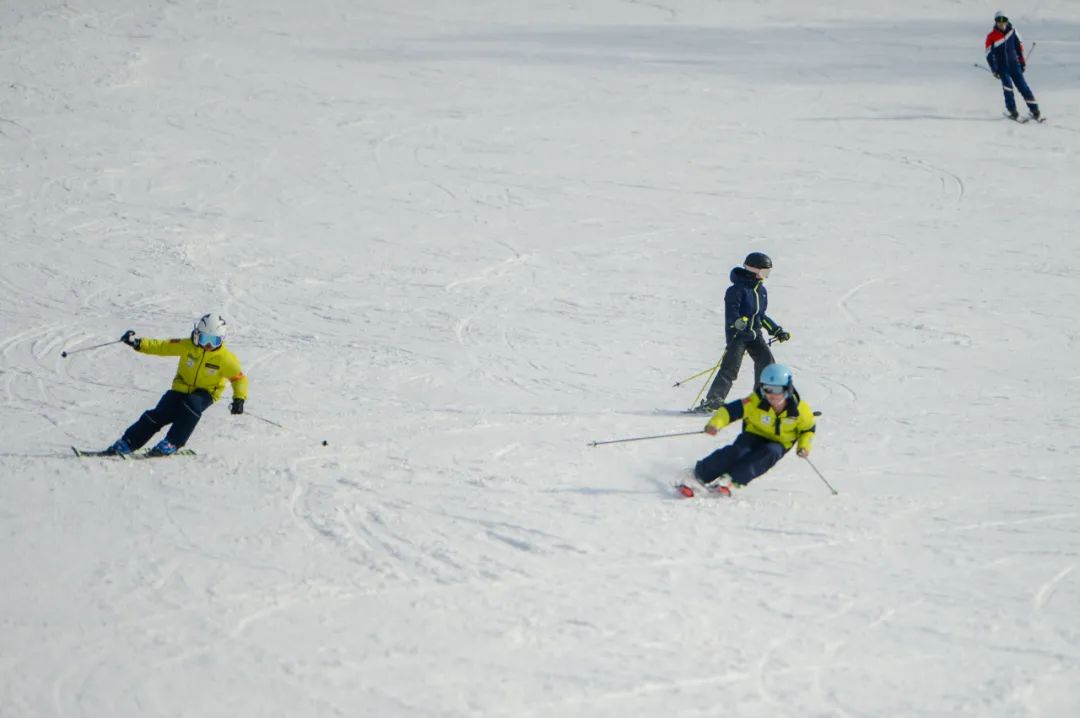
left=985, top=23, right=1027, bottom=75
left=724, top=267, right=779, bottom=342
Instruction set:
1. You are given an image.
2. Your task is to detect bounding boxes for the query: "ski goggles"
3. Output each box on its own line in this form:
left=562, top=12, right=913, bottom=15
left=195, top=331, right=223, bottom=349
left=747, top=266, right=771, bottom=279
left=995, top=16, right=1008, bottom=22
left=761, top=384, right=787, bottom=395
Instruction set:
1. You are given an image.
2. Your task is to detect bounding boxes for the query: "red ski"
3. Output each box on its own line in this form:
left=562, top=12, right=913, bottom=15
left=675, top=482, right=731, bottom=498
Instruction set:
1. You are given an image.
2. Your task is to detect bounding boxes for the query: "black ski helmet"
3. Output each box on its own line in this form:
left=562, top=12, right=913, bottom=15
left=744, top=252, right=773, bottom=270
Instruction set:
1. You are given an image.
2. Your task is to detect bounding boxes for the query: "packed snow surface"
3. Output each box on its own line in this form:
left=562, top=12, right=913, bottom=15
left=2, top=1, right=1079, bottom=716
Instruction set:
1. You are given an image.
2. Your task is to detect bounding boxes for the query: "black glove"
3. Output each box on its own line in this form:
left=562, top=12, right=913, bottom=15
left=993, top=72, right=1001, bottom=79
left=230, top=398, right=245, bottom=415
left=774, top=328, right=792, bottom=343
left=120, top=330, right=140, bottom=349
left=1020, top=64, right=1026, bottom=74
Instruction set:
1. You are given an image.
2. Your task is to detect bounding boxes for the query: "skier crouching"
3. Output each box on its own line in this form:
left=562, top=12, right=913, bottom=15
left=686, top=363, right=815, bottom=496
left=104, top=313, right=248, bottom=456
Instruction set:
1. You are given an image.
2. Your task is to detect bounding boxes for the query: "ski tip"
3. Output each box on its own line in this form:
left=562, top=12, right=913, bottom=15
left=676, top=484, right=696, bottom=498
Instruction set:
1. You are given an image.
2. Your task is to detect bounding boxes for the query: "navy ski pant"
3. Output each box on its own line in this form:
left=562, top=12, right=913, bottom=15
left=706, top=334, right=774, bottom=405
left=695, top=432, right=786, bottom=486
left=1000, top=68, right=1039, bottom=116
left=122, top=389, right=213, bottom=449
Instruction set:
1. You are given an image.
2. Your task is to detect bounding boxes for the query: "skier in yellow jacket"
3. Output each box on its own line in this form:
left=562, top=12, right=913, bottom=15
left=104, top=313, right=248, bottom=456
left=684, top=363, right=815, bottom=496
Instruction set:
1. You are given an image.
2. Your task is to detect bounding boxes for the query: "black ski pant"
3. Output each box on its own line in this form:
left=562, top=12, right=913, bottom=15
left=705, top=333, right=775, bottom=405
left=695, top=432, right=786, bottom=486
left=122, top=389, right=213, bottom=449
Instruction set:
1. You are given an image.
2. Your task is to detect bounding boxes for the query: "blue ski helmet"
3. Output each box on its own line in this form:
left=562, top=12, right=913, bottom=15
left=759, top=363, right=793, bottom=389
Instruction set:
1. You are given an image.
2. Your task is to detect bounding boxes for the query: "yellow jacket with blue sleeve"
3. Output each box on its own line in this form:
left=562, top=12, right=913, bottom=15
left=706, top=390, right=816, bottom=453
left=137, top=338, right=248, bottom=402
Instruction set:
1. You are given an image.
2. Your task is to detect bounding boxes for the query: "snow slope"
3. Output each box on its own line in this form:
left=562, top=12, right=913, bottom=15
left=2, top=1, right=1079, bottom=715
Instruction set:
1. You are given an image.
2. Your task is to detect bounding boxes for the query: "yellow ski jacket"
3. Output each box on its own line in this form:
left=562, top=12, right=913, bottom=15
left=138, top=337, right=248, bottom=402
left=707, top=391, right=816, bottom=453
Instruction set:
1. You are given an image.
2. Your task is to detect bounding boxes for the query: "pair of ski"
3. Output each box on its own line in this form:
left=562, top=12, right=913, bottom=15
left=675, top=476, right=732, bottom=499
left=1005, top=112, right=1046, bottom=124
left=71, top=446, right=196, bottom=460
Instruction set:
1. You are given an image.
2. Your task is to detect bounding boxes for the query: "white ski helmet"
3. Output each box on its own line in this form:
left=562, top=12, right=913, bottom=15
left=192, top=313, right=228, bottom=348
left=994, top=10, right=1008, bottom=22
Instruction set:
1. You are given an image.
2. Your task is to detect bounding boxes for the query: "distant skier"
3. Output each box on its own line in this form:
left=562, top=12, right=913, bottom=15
left=985, top=11, right=1041, bottom=121
left=683, top=363, right=816, bottom=496
left=692, top=252, right=791, bottom=413
left=103, top=313, right=248, bottom=456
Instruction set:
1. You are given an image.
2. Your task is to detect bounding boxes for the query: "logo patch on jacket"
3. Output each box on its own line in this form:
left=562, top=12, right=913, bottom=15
left=760, top=415, right=773, bottom=425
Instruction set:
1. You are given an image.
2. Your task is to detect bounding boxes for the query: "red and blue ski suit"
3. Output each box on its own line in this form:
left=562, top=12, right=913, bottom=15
left=985, top=22, right=1039, bottom=117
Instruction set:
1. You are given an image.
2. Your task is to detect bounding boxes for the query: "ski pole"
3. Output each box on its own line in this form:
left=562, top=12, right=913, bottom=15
left=673, top=363, right=720, bottom=388
left=242, top=410, right=330, bottom=447
left=588, top=429, right=705, bottom=447
left=60, top=339, right=122, bottom=358
left=246, top=411, right=285, bottom=429
left=804, top=457, right=838, bottom=495
left=690, top=362, right=719, bottom=410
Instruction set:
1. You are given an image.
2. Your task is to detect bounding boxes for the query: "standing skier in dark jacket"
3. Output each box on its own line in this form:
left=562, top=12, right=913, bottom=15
left=985, top=11, right=1041, bottom=121
left=693, top=252, right=791, bottom=413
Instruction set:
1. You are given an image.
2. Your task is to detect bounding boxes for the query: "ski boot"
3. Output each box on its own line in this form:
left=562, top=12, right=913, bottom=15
left=147, top=439, right=178, bottom=457
left=103, top=438, right=133, bottom=456
left=690, top=399, right=721, bottom=414
left=677, top=469, right=733, bottom=498
left=702, top=474, right=734, bottom=497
